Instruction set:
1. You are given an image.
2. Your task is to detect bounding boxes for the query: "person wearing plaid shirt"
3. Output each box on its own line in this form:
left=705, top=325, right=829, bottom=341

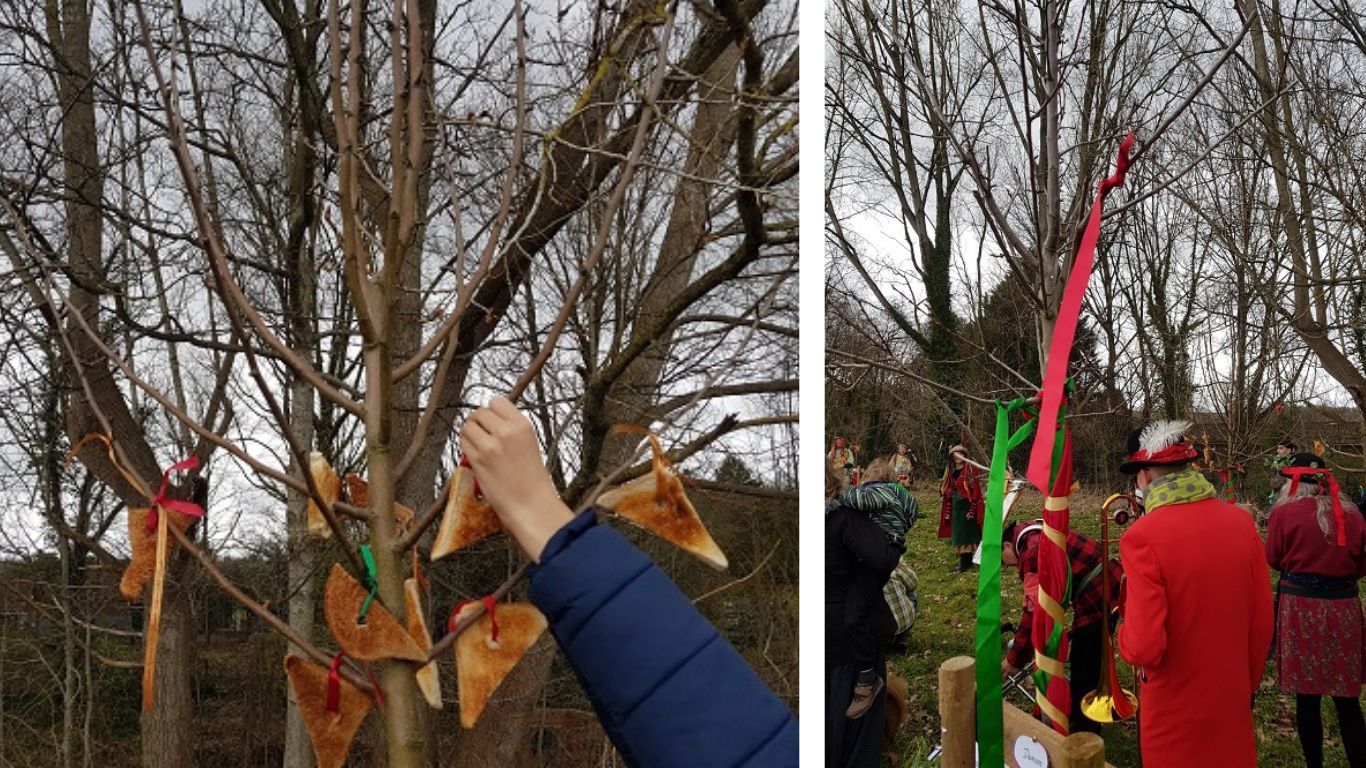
left=1001, top=519, right=1122, bottom=734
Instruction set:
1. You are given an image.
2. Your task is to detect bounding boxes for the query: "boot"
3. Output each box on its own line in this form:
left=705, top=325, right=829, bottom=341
left=846, top=675, right=884, bottom=719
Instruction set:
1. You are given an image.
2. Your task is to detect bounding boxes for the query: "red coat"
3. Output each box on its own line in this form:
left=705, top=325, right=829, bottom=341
left=938, top=463, right=982, bottom=539
left=1117, top=497, right=1273, bottom=767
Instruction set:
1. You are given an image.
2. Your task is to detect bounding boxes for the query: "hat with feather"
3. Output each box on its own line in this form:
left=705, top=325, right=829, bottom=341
left=1120, top=420, right=1199, bottom=475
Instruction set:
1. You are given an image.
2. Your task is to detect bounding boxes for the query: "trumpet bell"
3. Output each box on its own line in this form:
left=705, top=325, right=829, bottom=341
left=1079, top=688, right=1138, bottom=722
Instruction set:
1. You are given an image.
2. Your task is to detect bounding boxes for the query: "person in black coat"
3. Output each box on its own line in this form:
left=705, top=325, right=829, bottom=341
left=826, top=462, right=904, bottom=768
left=461, top=397, right=797, bottom=767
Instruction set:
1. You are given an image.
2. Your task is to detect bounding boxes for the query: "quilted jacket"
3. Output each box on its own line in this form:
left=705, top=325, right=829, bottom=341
left=529, top=511, right=798, bottom=767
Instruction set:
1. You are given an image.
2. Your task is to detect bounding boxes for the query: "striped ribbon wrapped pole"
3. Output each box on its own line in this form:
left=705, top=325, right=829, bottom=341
left=1033, top=426, right=1075, bottom=734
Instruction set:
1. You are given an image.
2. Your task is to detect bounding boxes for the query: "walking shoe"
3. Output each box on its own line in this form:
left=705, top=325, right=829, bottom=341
left=845, top=675, right=884, bottom=719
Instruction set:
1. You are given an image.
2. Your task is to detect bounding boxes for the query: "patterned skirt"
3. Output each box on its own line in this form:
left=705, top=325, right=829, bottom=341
left=1275, top=592, right=1366, bottom=697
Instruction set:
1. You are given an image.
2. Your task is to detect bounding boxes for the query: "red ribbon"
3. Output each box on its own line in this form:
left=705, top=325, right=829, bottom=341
left=326, top=653, right=344, bottom=713
left=459, top=455, right=483, bottom=498
left=146, top=455, right=206, bottom=533
left=447, top=594, right=498, bottom=643
left=1126, top=443, right=1198, bottom=467
left=1283, top=467, right=1347, bottom=546
left=1026, top=134, right=1135, bottom=491
left=326, top=652, right=383, bottom=712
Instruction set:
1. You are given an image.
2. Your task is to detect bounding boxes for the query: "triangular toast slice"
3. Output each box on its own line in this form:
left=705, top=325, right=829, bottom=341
left=430, top=463, right=500, bottom=560
left=284, top=654, right=373, bottom=768
left=323, top=564, right=426, bottom=662
left=452, top=602, right=548, bottom=728
left=344, top=473, right=415, bottom=531
left=595, top=435, right=727, bottom=570
left=120, top=507, right=194, bottom=600
left=404, top=578, right=442, bottom=709
left=307, top=452, right=341, bottom=539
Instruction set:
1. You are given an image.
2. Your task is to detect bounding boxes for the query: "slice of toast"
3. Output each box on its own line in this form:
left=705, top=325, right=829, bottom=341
left=452, top=602, right=548, bottom=728
left=284, top=654, right=373, bottom=768
left=403, top=578, right=442, bottom=709
left=430, top=464, right=500, bottom=560
left=596, top=435, right=727, bottom=570
left=344, top=473, right=415, bottom=531
left=323, top=564, right=426, bottom=663
left=307, top=452, right=342, bottom=539
left=119, top=507, right=194, bottom=600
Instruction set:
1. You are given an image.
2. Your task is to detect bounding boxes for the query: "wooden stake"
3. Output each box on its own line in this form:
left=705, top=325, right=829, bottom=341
left=938, top=656, right=975, bottom=768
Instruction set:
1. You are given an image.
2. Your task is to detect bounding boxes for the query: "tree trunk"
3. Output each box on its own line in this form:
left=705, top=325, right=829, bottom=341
left=60, top=538, right=77, bottom=768
left=283, top=373, right=318, bottom=768
left=141, top=589, right=196, bottom=768
left=598, top=46, right=741, bottom=468
left=281, top=26, right=322, bottom=763
left=1243, top=0, right=1366, bottom=429
left=44, top=1, right=198, bottom=764
left=363, top=339, right=427, bottom=768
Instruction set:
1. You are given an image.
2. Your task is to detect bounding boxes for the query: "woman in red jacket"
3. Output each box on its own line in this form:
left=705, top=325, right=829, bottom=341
left=938, top=445, right=982, bottom=573
left=1266, top=453, right=1366, bottom=768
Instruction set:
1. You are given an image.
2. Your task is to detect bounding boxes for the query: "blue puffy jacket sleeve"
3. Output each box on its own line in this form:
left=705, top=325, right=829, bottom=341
left=528, top=510, right=798, bottom=767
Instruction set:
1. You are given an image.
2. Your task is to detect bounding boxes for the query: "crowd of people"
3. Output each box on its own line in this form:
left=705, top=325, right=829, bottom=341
left=825, top=424, right=1366, bottom=768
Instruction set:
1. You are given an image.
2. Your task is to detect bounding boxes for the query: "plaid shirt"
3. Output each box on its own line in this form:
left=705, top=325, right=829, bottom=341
left=1006, top=529, right=1123, bottom=670
left=882, top=559, right=918, bottom=635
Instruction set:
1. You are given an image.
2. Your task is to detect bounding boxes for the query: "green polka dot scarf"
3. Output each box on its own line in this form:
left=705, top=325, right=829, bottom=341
left=1143, top=466, right=1216, bottom=513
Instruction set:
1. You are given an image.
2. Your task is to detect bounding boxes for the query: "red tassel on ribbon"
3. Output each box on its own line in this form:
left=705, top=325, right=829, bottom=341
left=1026, top=134, right=1135, bottom=491
left=1283, top=467, right=1347, bottom=546
left=146, top=455, right=206, bottom=533
left=447, top=594, right=499, bottom=643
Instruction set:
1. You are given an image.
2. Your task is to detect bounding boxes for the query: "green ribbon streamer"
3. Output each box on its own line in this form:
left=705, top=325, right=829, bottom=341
left=975, top=380, right=1076, bottom=757
left=357, top=545, right=379, bottom=624
left=974, top=397, right=1034, bottom=767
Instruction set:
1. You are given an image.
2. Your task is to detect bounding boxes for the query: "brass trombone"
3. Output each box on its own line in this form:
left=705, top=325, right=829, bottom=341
left=1079, top=493, right=1139, bottom=723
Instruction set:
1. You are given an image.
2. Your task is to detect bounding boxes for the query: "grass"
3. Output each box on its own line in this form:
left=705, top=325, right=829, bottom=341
left=883, top=487, right=1366, bottom=768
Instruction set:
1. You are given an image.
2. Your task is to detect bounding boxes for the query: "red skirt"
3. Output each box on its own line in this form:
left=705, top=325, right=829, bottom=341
left=1275, top=592, right=1366, bottom=697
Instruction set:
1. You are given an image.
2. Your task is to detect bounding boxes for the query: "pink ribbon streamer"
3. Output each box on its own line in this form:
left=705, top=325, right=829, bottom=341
left=1026, top=134, right=1135, bottom=491
left=146, top=455, right=206, bottom=532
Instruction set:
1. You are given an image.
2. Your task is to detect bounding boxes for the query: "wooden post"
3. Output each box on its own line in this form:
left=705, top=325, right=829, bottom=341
left=938, top=656, right=1114, bottom=768
left=1059, top=732, right=1105, bottom=768
left=938, top=656, right=976, bottom=767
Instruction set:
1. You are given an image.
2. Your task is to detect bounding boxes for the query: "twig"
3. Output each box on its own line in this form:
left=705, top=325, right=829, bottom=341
left=692, top=540, right=780, bottom=604
left=167, top=523, right=374, bottom=694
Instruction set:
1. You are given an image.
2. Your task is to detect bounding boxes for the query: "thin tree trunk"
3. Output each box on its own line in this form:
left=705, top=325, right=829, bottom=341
left=283, top=373, right=318, bottom=768
left=60, top=540, right=76, bottom=768
left=140, top=590, right=195, bottom=768
left=364, top=340, right=427, bottom=768
left=83, top=621, right=93, bottom=768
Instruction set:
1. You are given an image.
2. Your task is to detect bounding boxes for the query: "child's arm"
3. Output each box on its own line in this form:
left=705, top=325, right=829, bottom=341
left=460, top=398, right=797, bottom=766
left=458, top=397, right=574, bottom=562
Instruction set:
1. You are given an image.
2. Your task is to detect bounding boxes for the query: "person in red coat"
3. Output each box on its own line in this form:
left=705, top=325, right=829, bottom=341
left=1116, top=421, right=1274, bottom=767
left=1265, top=452, right=1366, bottom=768
left=938, top=445, right=982, bottom=573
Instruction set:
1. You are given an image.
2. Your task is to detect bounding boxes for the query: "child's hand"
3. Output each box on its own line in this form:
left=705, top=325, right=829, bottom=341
left=459, top=397, right=573, bottom=561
